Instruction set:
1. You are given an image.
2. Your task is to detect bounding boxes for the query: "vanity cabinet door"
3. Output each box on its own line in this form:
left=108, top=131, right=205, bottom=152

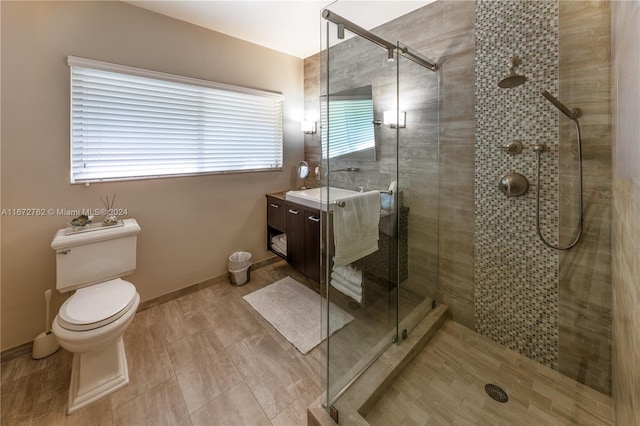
left=286, top=203, right=305, bottom=271
left=266, top=196, right=285, bottom=232
left=304, top=209, right=321, bottom=283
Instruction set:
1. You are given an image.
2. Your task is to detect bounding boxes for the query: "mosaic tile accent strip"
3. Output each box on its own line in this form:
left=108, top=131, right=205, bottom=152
left=474, top=0, right=560, bottom=369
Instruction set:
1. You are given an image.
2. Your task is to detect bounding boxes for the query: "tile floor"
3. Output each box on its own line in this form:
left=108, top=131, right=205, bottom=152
left=365, top=320, right=615, bottom=426
left=1, top=260, right=617, bottom=426
left=1, top=261, right=324, bottom=426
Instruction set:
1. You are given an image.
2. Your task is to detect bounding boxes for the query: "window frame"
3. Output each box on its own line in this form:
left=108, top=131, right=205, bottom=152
left=68, top=56, right=284, bottom=184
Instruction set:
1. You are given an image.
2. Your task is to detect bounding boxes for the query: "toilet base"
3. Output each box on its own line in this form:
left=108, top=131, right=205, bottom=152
left=67, top=336, right=129, bottom=414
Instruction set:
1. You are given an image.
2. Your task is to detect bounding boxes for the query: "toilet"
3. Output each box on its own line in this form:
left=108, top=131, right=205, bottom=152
left=51, top=218, right=141, bottom=414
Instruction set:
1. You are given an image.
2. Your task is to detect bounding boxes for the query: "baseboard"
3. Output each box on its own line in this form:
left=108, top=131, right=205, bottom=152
left=0, top=342, right=33, bottom=364
left=137, top=255, right=281, bottom=312
left=1, top=255, right=281, bottom=362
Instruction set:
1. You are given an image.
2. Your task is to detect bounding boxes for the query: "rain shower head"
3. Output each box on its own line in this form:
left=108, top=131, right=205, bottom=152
left=498, top=57, right=526, bottom=88
left=498, top=69, right=526, bottom=88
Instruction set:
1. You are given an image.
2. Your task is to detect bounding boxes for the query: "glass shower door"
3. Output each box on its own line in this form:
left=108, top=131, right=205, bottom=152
left=322, top=18, right=399, bottom=406
left=396, top=42, right=440, bottom=339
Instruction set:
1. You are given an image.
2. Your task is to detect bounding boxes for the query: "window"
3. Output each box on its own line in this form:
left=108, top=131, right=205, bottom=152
left=69, top=56, right=283, bottom=183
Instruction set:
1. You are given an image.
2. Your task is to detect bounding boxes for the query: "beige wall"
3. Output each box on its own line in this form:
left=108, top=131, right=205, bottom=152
left=611, top=0, right=640, bottom=422
left=0, top=1, right=304, bottom=351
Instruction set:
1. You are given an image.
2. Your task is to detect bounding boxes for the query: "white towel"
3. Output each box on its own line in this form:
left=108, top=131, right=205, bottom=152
left=332, top=265, right=362, bottom=286
left=330, top=280, right=362, bottom=303
left=271, top=243, right=286, bottom=256
left=271, top=234, right=286, bottom=255
left=271, top=234, right=286, bottom=246
left=381, top=181, right=397, bottom=211
left=330, top=272, right=362, bottom=295
left=333, top=191, right=380, bottom=266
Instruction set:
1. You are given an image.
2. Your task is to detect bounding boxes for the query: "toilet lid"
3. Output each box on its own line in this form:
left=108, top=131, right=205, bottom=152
left=58, top=278, right=137, bottom=331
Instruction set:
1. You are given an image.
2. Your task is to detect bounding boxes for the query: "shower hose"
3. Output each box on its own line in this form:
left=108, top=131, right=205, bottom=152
left=534, top=118, right=584, bottom=250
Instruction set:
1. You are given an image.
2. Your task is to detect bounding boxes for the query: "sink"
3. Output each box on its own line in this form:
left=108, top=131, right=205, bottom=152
left=285, top=186, right=360, bottom=211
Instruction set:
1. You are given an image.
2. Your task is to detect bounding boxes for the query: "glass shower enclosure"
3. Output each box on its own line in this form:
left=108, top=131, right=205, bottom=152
left=319, top=7, right=440, bottom=408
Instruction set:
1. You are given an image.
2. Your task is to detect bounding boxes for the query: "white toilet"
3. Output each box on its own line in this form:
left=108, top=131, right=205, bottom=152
left=51, top=218, right=141, bottom=414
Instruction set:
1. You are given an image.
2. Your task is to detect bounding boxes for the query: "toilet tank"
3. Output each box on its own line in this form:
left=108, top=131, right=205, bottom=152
left=51, top=219, right=141, bottom=292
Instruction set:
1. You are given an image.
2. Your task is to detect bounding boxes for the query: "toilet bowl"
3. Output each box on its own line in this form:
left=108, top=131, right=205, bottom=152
left=52, top=279, right=140, bottom=413
left=51, top=219, right=142, bottom=414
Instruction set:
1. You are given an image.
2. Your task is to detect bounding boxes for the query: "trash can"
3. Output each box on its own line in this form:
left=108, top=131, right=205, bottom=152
left=228, top=251, right=252, bottom=285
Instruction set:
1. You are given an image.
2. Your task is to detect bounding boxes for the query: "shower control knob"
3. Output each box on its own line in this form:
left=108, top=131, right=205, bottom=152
left=498, top=172, right=529, bottom=198
left=532, top=143, right=548, bottom=154
left=498, top=140, right=523, bottom=154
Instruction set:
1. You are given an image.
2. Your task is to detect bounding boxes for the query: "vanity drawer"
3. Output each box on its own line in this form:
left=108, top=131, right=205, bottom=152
left=266, top=196, right=285, bottom=232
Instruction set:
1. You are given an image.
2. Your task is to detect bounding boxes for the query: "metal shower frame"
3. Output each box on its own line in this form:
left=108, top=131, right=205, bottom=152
left=322, top=9, right=439, bottom=72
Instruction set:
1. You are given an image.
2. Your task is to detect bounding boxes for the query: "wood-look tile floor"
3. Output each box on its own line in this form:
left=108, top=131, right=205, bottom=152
left=1, top=261, right=324, bottom=426
left=1, top=260, right=616, bottom=426
left=365, top=320, right=615, bottom=426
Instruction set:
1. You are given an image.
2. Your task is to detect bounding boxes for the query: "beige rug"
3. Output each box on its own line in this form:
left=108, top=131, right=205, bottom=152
left=243, top=276, right=354, bottom=354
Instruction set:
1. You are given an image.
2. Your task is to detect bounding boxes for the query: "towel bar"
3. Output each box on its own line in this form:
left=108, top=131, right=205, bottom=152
left=333, top=189, right=393, bottom=208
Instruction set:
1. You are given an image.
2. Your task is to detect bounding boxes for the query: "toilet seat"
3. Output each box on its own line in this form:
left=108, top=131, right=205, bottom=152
left=58, top=278, right=137, bottom=332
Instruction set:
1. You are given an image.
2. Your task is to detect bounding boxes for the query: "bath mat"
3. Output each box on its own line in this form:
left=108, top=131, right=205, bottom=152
left=243, top=276, right=354, bottom=354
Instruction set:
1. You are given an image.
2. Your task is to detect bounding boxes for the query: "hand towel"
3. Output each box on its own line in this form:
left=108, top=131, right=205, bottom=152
left=333, top=190, right=380, bottom=266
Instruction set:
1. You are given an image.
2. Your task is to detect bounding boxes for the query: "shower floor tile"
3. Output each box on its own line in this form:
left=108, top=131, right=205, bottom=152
left=365, top=320, right=614, bottom=426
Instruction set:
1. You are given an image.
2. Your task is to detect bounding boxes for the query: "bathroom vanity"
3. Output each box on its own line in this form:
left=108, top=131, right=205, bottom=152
left=266, top=188, right=408, bottom=293
left=266, top=192, right=320, bottom=283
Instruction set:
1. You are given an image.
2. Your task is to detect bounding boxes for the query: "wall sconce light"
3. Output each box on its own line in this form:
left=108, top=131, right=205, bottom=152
left=301, top=121, right=317, bottom=134
left=383, top=111, right=406, bottom=128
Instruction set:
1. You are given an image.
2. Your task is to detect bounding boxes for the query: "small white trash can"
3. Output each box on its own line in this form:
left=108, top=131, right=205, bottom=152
left=228, top=251, right=252, bottom=285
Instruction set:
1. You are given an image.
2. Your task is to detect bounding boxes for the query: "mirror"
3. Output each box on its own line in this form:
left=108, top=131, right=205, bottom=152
left=321, top=85, right=377, bottom=161
left=297, top=161, right=310, bottom=180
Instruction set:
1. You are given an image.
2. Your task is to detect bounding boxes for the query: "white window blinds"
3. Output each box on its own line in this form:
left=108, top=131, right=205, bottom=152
left=69, top=56, right=283, bottom=183
left=320, top=98, right=375, bottom=159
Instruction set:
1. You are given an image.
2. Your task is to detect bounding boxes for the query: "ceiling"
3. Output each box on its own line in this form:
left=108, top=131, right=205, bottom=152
left=124, top=1, right=432, bottom=58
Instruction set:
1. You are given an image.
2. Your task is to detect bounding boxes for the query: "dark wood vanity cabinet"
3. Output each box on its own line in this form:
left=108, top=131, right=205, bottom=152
left=266, top=193, right=320, bottom=283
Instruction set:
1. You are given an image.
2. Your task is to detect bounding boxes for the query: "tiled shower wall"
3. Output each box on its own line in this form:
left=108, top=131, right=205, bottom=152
left=474, top=0, right=561, bottom=369
left=611, top=1, right=640, bottom=422
left=304, top=0, right=612, bottom=396
left=474, top=0, right=612, bottom=394
left=557, top=0, right=612, bottom=396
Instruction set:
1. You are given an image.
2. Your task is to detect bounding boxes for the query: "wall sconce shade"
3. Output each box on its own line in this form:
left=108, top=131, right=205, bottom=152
left=301, top=121, right=317, bottom=134
left=383, top=111, right=406, bottom=128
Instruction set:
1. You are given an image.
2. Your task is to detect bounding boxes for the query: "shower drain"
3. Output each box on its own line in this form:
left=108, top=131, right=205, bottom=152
left=485, top=384, right=509, bottom=403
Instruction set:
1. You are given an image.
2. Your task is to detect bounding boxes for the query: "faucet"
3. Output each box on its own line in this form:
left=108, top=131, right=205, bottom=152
left=325, top=167, right=359, bottom=177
